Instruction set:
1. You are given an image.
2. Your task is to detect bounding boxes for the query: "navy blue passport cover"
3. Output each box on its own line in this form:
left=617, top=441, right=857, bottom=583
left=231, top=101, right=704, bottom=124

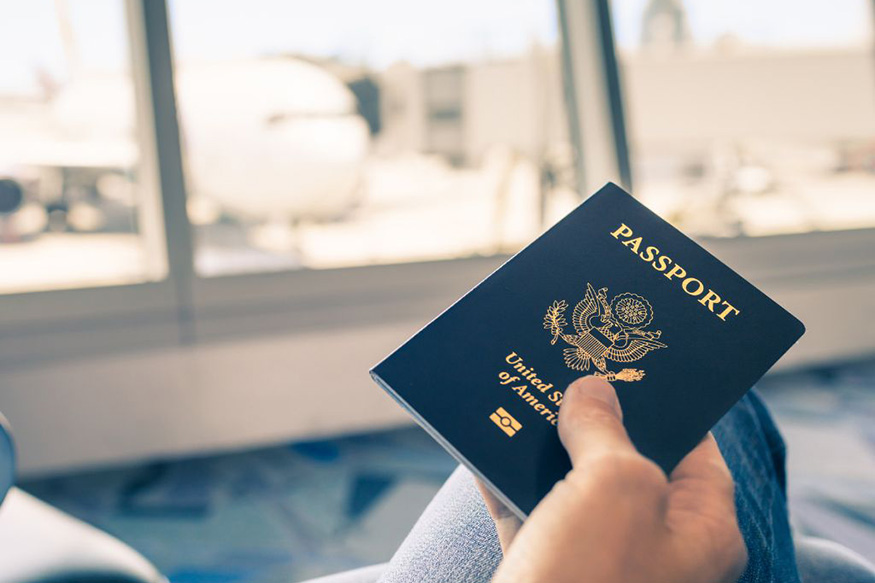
left=370, top=183, right=804, bottom=519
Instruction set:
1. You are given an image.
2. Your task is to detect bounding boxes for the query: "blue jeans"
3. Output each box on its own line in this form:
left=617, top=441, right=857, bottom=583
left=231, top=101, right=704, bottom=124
left=364, top=390, right=799, bottom=583
left=714, top=390, right=799, bottom=583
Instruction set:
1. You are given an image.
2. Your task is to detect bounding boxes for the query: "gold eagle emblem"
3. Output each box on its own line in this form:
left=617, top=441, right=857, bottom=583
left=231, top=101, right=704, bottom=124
left=544, top=283, right=667, bottom=382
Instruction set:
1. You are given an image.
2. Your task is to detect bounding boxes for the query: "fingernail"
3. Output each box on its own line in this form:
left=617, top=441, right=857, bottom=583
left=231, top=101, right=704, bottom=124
left=566, top=376, right=622, bottom=418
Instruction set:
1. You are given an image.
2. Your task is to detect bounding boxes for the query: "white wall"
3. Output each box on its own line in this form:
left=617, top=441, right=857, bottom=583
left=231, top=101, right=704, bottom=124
left=2, top=321, right=414, bottom=476
left=4, top=227, right=875, bottom=477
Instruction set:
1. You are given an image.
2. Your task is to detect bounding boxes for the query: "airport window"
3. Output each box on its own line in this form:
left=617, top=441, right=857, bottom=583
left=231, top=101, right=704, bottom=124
left=611, top=0, right=875, bottom=237
left=0, top=0, right=168, bottom=294
left=167, top=0, right=578, bottom=277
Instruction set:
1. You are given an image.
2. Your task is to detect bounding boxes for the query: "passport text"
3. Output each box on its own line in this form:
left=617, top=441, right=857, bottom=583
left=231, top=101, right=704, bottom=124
left=610, top=223, right=741, bottom=322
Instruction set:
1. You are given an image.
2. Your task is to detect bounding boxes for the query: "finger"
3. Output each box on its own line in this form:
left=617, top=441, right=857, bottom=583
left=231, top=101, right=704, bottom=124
left=476, top=479, right=523, bottom=550
left=667, top=434, right=745, bottom=579
left=670, top=433, right=734, bottom=494
left=558, top=376, right=636, bottom=467
left=667, top=433, right=736, bottom=519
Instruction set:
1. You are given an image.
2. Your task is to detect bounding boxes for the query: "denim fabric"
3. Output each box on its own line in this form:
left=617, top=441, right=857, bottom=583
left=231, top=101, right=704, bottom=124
left=371, top=390, right=799, bottom=583
left=714, top=390, right=800, bottom=583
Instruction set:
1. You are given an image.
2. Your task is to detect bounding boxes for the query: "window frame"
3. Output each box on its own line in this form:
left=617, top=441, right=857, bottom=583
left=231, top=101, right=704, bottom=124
left=4, top=0, right=875, bottom=476
left=557, top=0, right=875, bottom=367
left=0, top=0, right=873, bottom=369
left=0, top=1, right=188, bottom=362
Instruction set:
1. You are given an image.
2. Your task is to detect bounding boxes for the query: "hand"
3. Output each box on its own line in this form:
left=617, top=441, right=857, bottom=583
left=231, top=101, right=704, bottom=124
left=478, top=376, right=747, bottom=583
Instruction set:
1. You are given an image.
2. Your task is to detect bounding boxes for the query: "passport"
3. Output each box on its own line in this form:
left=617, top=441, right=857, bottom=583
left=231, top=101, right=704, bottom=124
left=370, top=182, right=805, bottom=519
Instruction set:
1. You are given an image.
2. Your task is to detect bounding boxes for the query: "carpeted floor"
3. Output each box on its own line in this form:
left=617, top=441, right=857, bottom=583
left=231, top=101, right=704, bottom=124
left=21, top=359, right=875, bottom=583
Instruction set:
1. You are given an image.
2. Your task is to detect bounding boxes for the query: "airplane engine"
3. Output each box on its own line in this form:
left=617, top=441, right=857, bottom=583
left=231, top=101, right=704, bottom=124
left=0, top=179, right=23, bottom=215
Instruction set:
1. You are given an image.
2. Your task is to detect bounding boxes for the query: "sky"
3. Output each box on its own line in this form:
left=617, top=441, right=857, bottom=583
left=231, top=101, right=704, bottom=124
left=0, top=0, right=872, bottom=94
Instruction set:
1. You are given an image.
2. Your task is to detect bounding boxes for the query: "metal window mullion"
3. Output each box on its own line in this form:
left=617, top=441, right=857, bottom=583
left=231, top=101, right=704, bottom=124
left=556, top=0, right=632, bottom=194
left=594, top=0, right=632, bottom=190
left=557, top=0, right=587, bottom=196
left=126, top=0, right=196, bottom=343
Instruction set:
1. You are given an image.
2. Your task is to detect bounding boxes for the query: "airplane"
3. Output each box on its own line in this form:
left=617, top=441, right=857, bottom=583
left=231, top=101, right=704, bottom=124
left=0, top=56, right=372, bottom=243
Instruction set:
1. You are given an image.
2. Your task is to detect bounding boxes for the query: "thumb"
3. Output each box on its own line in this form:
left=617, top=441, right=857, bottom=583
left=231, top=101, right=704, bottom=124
left=558, top=376, right=636, bottom=466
